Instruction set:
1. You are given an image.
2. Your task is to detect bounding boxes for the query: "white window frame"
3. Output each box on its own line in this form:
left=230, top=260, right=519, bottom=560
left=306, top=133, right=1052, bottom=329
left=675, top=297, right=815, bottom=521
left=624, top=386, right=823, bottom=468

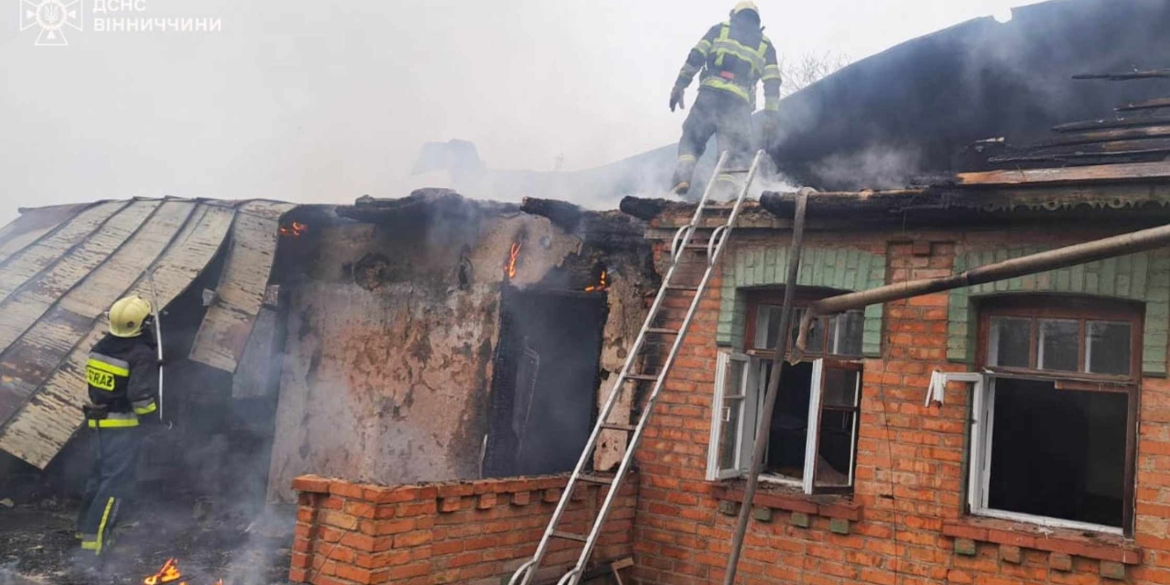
left=960, top=371, right=1125, bottom=536
left=708, top=352, right=860, bottom=494
left=707, top=352, right=754, bottom=480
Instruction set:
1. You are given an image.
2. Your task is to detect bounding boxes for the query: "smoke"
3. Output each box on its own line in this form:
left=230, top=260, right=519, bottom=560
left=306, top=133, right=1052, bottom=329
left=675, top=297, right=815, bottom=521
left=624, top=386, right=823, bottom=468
left=810, top=146, right=924, bottom=191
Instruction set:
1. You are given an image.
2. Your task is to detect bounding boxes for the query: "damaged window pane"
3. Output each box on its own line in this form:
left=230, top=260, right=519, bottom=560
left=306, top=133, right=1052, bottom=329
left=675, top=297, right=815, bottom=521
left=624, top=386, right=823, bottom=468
left=815, top=365, right=859, bottom=488
left=989, top=317, right=1030, bottom=368
left=755, top=306, right=784, bottom=349
left=827, top=311, right=865, bottom=357
left=759, top=360, right=812, bottom=481
left=754, top=304, right=860, bottom=358
left=815, top=409, right=855, bottom=487
left=987, top=378, right=1127, bottom=528
left=719, top=359, right=746, bottom=470
left=1088, top=321, right=1131, bottom=376
left=1039, top=319, right=1079, bottom=372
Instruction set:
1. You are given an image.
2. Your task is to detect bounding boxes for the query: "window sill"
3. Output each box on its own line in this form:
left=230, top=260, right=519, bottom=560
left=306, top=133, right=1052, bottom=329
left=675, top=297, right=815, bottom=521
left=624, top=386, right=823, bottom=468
left=711, top=482, right=861, bottom=521
left=942, top=517, right=1141, bottom=565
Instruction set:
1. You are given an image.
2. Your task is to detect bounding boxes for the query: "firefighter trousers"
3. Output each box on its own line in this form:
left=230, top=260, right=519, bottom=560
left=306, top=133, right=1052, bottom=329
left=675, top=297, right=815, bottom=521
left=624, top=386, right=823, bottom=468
left=77, top=425, right=142, bottom=555
left=672, top=88, right=754, bottom=200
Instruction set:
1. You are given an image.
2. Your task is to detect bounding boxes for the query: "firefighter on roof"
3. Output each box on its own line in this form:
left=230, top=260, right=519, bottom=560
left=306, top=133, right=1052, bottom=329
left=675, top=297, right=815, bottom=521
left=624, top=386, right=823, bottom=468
left=669, top=1, right=782, bottom=197
left=77, top=295, right=159, bottom=556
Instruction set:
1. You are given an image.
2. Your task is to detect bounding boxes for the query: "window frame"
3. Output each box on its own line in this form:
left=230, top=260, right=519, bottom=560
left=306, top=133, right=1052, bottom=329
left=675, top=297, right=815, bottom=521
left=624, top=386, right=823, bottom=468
left=746, top=290, right=866, bottom=359
left=971, top=296, right=1142, bottom=536
left=708, top=352, right=863, bottom=494
left=979, top=296, right=1142, bottom=384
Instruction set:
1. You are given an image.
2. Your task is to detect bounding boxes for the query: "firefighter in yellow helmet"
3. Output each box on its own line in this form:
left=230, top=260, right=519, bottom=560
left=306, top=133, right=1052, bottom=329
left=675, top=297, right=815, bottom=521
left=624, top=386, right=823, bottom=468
left=76, top=295, right=160, bottom=556
left=669, top=1, right=782, bottom=197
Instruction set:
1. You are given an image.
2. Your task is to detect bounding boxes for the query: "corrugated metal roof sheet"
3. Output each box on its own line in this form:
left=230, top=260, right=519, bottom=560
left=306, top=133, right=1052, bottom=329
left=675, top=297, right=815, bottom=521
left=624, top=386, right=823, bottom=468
left=0, top=198, right=294, bottom=468
left=189, top=201, right=294, bottom=371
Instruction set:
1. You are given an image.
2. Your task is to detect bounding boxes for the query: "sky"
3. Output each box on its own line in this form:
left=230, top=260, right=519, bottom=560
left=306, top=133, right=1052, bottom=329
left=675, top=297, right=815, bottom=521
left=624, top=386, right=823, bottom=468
left=0, top=0, right=1046, bottom=223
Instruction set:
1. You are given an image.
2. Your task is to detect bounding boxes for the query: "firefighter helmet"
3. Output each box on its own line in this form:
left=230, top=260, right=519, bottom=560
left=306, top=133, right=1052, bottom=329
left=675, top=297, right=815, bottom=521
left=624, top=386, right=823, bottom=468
left=108, top=295, right=152, bottom=338
left=732, top=1, right=760, bottom=16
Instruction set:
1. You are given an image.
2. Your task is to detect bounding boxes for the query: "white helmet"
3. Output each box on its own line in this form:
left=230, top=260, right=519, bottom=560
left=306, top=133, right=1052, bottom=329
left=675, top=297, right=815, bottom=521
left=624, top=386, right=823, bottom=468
left=732, top=1, right=760, bottom=17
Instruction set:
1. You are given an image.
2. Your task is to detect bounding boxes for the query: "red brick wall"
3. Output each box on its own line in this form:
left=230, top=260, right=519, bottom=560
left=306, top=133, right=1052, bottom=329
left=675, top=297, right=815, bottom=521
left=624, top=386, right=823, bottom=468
left=632, top=228, right=1160, bottom=585
left=289, top=474, right=637, bottom=585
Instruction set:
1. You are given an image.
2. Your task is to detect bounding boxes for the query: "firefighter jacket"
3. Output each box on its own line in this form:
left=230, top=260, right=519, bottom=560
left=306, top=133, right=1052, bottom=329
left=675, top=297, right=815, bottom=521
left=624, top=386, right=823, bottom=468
left=676, top=19, right=782, bottom=112
left=85, top=331, right=158, bottom=428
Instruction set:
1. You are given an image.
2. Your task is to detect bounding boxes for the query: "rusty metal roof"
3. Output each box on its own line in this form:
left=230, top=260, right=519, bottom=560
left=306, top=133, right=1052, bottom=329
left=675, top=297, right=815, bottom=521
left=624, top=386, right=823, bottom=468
left=0, top=198, right=294, bottom=468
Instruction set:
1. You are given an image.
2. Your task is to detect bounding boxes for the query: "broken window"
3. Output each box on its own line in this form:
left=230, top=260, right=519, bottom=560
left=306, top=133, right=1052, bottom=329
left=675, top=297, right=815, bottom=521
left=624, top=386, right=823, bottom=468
left=962, top=297, right=1141, bottom=535
left=708, top=293, right=863, bottom=493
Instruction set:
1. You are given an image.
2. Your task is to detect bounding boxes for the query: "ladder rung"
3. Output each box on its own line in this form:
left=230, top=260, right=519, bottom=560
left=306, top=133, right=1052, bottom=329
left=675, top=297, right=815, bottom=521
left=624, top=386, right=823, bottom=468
left=601, top=423, right=637, bottom=432
left=578, top=474, right=614, bottom=485
left=647, top=328, right=680, bottom=335
left=683, top=245, right=711, bottom=252
left=627, top=374, right=659, bottom=382
left=666, top=285, right=700, bottom=292
left=552, top=531, right=588, bottom=543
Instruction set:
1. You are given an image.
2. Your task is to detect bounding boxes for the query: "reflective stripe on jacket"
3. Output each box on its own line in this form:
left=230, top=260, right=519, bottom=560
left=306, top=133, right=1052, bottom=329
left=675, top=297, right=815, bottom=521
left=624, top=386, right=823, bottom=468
left=677, top=20, right=782, bottom=109
left=85, top=332, right=159, bottom=424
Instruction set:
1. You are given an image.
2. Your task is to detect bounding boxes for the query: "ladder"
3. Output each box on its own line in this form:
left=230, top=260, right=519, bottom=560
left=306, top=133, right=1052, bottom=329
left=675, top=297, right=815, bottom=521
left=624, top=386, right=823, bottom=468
left=508, top=150, right=767, bottom=585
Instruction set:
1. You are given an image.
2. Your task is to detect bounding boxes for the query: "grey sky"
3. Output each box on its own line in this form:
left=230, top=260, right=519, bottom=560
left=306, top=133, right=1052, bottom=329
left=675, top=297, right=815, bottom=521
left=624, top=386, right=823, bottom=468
left=0, top=0, right=1043, bottom=223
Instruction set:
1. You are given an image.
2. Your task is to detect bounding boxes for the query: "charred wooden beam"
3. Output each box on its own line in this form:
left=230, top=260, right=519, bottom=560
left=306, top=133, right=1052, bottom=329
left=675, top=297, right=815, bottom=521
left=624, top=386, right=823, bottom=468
left=1032, top=125, right=1170, bottom=149
left=1015, top=138, right=1170, bottom=157
left=989, top=148, right=1170, bottom=165
left=956, top=161, right=1170, bottom=186
left=341, top=189, right=518, bottom=223
left=618, top=196, right=690, bottom=221
left=759, top=190, right=935, bottom=217
left=1054, top=115, right=1170, bottom=133
left=1118, top=97, right=1170, bottom=112
left=1074, top=70, right=1170, bottom=81
left=521, top=197, right=583, bottom=232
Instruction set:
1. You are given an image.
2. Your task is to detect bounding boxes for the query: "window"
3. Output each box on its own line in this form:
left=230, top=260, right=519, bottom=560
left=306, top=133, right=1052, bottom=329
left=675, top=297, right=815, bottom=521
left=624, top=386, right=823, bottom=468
left=708, top=293, right=864, bottom=493
left=961, top=297, right=1141, bottom=535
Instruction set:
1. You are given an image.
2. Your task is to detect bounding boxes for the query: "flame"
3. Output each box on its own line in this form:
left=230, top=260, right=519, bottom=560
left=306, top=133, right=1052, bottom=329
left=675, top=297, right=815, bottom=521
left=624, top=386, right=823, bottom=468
left=505, top=242, right=522, bottom=279
left=143, top=558, right=222, bottom=585
left=144, top=558, right=183, bottom=585
left=585, top=270, right=609, bottom=293
left=280, top=221, right=308, bottom=238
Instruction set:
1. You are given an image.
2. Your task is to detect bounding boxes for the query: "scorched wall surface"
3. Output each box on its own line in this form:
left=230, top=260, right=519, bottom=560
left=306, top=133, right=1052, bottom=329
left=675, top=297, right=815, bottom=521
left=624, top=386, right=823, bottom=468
left=267, top=207, right=586, bottom=502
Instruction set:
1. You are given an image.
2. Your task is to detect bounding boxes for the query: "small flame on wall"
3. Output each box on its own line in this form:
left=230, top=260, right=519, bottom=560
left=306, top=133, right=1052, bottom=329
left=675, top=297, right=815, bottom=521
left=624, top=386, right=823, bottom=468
left=280, top=221, right=308, bottom=237
left=506, top=242, right=522, bottom=279
left=584, top=270, right=609, bottom=292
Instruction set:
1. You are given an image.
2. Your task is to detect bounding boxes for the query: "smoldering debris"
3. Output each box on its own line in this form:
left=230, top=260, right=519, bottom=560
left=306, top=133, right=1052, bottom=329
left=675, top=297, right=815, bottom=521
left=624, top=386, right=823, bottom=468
left=0, top=494, right=293, bottom=585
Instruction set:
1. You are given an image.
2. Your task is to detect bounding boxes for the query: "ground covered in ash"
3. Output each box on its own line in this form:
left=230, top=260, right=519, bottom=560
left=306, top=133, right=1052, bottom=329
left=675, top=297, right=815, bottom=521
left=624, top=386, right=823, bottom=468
left=0, top=491, right=293, bottom=585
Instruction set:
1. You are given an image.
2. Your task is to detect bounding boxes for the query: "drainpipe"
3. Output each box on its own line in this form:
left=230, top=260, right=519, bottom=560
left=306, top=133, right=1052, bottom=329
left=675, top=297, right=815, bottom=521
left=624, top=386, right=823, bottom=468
left=722, top=188, right=811, bottom=585
left=792, top=222, right=1170, bottom=359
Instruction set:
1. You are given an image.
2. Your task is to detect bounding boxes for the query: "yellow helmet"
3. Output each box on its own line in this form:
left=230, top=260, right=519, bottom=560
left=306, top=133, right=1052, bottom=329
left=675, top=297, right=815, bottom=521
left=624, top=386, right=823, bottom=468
left=732, top=1, right=760, bottom=16
left=108, top=295, right=153, bottom=338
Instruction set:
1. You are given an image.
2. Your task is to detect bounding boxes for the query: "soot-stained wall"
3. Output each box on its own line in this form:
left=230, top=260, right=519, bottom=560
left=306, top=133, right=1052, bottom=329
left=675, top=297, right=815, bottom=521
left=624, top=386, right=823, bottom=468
left=266, top=193, right=648, bottom=502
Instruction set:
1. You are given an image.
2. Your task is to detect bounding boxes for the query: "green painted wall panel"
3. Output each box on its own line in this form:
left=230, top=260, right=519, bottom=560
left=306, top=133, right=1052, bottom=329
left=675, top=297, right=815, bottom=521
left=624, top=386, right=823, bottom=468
left=718, top=244, right=886, bottom=357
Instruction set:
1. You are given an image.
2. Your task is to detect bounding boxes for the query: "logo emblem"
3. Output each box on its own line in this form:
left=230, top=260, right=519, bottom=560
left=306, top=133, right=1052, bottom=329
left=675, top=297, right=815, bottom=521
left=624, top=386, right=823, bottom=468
left=20, top=0, right=83, bottom=46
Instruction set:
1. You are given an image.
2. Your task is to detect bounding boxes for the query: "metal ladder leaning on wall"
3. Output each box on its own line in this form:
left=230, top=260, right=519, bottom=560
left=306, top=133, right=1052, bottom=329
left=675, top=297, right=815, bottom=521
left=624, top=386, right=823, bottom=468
left=509, top=149, right=768, bottom=585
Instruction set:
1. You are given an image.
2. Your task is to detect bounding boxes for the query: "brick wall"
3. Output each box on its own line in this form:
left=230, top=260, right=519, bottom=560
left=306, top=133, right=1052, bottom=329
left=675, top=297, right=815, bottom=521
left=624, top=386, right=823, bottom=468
left=289, top=474, right=637, bottom=585
left=632, top=226, right=1164, bottom=585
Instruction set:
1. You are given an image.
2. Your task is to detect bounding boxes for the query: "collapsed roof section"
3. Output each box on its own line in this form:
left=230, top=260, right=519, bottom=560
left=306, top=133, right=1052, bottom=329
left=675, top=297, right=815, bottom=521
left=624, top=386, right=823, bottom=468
left=0, top=198, right=294, bottom=468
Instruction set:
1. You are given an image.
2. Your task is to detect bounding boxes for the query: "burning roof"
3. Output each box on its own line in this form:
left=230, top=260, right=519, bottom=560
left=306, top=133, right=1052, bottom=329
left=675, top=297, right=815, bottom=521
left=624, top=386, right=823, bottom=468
left=0, top=198, right=294, bottom=468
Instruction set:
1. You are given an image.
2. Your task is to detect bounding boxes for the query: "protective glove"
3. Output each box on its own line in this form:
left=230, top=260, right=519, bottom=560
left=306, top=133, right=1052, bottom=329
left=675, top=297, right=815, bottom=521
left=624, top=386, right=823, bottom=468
left=670, top=86, right=686, bottom=112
